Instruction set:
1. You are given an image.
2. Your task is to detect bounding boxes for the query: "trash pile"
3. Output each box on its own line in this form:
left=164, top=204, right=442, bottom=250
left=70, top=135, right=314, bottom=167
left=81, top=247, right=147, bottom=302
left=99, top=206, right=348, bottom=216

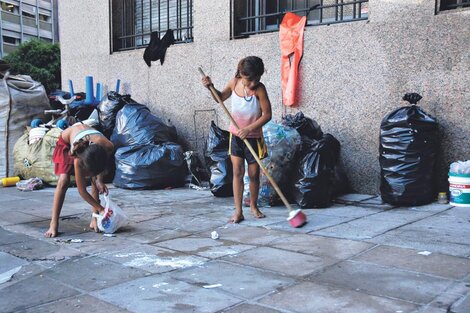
left=11, top=77, right=101, bottom=185
left=206, top=112, right=349, bottom=209
left=112, top=102, right=187, bottom=189
left=283, top=112, right=349, bottom=208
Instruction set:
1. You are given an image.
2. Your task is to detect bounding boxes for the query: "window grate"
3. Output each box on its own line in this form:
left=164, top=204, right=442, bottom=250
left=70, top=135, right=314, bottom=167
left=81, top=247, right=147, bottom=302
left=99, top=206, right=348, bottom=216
left=231, top=0, right=369, bottom=39
left=439, top=0, right=470, bottom=11
left=110, top=0, right=193, bottom=52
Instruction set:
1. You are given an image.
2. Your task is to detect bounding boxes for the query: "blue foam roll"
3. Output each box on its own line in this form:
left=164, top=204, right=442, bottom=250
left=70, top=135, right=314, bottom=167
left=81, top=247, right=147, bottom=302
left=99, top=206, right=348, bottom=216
left=96, top=83, right=102, bottom=102
left=68, top=79, right=74, bottom=96
left=85, top=76, right=94, bottom=104
left=115, top=79, right=120, bottom=93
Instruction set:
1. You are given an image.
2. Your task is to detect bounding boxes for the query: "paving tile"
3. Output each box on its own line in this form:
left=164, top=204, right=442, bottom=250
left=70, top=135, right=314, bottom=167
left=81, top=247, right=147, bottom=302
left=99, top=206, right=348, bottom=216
left=353, top=245, right=470, bottom=279
left=204, top=224, right=292, bottom=246
left=399, top=202, right=454, bottom=213
left=4, top=218, right=88, bottom=238
left=271, top=234, right=373, bottom=259
left=0, top=211, right=47, bottom=226
left=0, top=276, right=80, bottom=312
left=311, top=215, right=408, bottom=240
left=43, top=256, right=148, bottom=291
left=314, top=260, right=453, bottom=304
left=0, top=227, right=32, bottom=245
left=137, top=214, right=226, bottom=233
left=155, top=236, right=255, bottom=259
left=0, top=237, right=81, bottom=261
left=223, top=247, right=337, bottom=277
left=268, top=213, right=356, bottom=233
left=415, top=306, right=448, bottom=313
left=109, top=188, right=211, bottom=207
left=92, top=275, right=242, bottom=313
left=0, top=251, right=28, bottom=272
left=359, top=196, right=395, bottom=209
left=258, top=281, right=419, bottom=313
left=335, top=194, right=376, bottom=203
left=21, top=294, right=131, bottom=313
left=369, top=207, right=443, bottom=223
left=0, top=262, right=47, bottom=289
left=430, top=282, right=470, bottom=311
left=369, top=228, right=470, bottom=258
left=405, top=209, right=470, bottom=237
left=99, top=244, right=208, bottom=273
left=222, top=303, right=282, bottom=313
left=127, top=228, right=192, bottom=244
left=51, top=231, right=136, bottom=255
left=311, top=204, right=384, bottom=218
left=450, top=292, right=470, bottom=313
left=171, top=260, right=296, bottom=299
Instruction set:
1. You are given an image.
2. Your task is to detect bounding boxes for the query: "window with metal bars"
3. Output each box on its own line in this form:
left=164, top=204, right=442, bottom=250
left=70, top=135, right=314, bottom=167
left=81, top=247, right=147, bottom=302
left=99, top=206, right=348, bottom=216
left=110, top=0, right=193, bottom=52
left=439, top=0, right=470, bottom=11
left=231, top=0, right=369, bottom=39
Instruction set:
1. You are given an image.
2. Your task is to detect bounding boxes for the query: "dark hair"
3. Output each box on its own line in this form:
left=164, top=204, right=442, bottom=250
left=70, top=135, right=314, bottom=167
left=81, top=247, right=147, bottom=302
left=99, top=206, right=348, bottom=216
left=72, top=141, right=108, bottom=176
left=235, top=56, right=265, bottom=80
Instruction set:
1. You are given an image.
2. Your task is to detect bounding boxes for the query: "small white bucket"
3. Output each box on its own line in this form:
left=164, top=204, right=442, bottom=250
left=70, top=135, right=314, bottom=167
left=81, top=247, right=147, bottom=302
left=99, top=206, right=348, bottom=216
left=449, top=172, right=470, bottom=207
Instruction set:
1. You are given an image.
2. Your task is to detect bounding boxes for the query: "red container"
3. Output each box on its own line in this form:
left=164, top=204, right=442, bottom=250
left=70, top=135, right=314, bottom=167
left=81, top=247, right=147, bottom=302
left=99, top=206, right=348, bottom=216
left=287, top=209, right=307, bottom=228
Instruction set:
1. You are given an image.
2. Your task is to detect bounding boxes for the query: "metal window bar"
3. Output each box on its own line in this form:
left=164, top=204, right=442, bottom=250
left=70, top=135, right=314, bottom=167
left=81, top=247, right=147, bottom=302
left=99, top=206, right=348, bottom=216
left=440, top=0, right=470, bottom=10
left=233, top=0, right=368, bottom=38
left=112, top=0, right=193, bottom=52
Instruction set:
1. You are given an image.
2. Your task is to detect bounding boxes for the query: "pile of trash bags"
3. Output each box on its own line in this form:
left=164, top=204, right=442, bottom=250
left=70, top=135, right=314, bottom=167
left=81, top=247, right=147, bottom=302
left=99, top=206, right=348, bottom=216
left=283, top=112, right=349, bottom=208
left=379, top=93, right=438, bottom=205
left=111, top=102, right=187, bottom=189
left=206, top=113, right=349, bottom=208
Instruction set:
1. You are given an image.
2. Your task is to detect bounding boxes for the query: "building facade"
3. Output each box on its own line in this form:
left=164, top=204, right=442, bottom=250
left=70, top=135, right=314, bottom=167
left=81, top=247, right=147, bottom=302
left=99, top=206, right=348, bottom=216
left=59, top=0, right=469, bottom=194
left=0, top=0, right=58, bottom=58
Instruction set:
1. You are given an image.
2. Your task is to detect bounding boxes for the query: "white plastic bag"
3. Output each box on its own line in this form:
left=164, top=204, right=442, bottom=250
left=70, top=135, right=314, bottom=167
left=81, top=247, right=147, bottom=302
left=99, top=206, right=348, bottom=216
left=92, top=194, right=128, bottom=233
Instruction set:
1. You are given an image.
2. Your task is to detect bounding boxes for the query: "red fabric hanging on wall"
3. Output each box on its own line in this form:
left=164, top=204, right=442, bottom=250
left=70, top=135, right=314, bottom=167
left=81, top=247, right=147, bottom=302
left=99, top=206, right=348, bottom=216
left=280, top=12, right=306, bottom=107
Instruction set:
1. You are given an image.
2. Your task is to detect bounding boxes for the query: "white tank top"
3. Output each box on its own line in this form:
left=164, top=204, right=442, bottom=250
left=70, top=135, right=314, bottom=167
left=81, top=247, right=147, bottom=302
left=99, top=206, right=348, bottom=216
left=229, top=91, right=262, bottom=138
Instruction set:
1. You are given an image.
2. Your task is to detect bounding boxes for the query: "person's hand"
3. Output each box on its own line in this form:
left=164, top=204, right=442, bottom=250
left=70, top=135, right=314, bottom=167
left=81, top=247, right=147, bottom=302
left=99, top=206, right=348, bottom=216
left=201, top=76, right=213, bottom=88
left=237, top=128, right=251, bottom=140
left=95, top=181, right=108, bottom=195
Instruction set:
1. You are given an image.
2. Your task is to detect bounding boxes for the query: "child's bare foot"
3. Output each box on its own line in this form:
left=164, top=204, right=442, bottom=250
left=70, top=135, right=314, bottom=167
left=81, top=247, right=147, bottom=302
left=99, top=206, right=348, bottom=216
left=89, top=217, right=100, bottom=233
left=44, top=224, right=58, bottom=238
left=229, top=213, right=245, bottom=224
left=251, top=207, right=265, bottom=219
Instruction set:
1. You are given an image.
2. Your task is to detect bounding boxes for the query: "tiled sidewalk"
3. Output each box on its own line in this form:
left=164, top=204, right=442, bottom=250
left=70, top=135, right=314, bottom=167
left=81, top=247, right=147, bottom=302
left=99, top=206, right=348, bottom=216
left=1, top=186, right=469, bottom=313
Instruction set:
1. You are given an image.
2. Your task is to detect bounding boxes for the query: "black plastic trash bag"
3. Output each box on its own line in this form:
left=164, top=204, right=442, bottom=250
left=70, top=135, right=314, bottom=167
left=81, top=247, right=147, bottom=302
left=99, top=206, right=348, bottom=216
left=113, top=143, right=187, bottom=189
left=291, top=134, right=341, bottom=208
left=205, top=121, right=233, bottom=197
left=111, top=103, right=177, bottom=148
left=282, top=112, right=323, bottom=140
left=184, top=151, right=210, bottom=186
left=379, top=93, right=439, bottom=205
left=98, top=92, right=136, bottom=139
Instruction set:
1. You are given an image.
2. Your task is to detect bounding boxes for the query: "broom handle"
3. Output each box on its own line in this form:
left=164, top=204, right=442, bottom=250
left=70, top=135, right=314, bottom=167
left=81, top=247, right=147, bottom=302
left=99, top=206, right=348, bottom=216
left=198, top=67, right=294, bottom=212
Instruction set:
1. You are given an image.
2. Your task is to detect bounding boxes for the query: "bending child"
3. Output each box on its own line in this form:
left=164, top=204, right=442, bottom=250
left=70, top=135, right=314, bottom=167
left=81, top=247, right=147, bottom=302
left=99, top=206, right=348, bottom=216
left=202, top=56, right=272, bottom=223
left=45, top=124, right=114, bottom=238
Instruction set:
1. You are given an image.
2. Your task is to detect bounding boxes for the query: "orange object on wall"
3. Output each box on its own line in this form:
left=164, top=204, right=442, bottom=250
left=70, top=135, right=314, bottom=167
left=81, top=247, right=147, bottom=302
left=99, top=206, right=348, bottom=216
left=280, top=12, right=306, bottom=107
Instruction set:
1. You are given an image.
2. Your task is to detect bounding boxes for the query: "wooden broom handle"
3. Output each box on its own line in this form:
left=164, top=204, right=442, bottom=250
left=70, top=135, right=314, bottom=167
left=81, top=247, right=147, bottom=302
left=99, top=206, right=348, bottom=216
left=198, top=67, right=294, bottom=212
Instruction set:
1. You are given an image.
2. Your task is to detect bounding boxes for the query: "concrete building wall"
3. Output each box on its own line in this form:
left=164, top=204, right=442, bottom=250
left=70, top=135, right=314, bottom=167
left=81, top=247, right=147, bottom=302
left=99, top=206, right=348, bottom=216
left=59, top=0, right=470, bottom=194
